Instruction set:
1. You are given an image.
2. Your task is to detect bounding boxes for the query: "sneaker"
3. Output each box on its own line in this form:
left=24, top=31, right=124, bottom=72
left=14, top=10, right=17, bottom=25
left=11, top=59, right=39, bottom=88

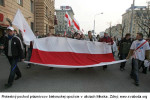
left=5, top=83, right=12, bottom=88
left=134, top=82, right=139, bottom=86
left=103, top=66, right=107, bottom=71
left=49, top=67, right=54, bottom=70
left=26, top=65, right=31, bottom=69
left=15, top=76, right=21, bottom=80
left=120, top=67, right=125, bottom=71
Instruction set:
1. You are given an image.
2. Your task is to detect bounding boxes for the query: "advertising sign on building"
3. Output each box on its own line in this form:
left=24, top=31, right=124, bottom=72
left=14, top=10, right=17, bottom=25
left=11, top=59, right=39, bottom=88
left=60, top=6, right=71, bottom=10
left=0, top=13, right=4, bottom=22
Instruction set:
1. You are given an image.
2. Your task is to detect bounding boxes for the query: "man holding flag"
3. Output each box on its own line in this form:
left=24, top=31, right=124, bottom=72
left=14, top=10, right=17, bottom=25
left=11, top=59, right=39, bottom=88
left=0, top=9, right=36, bottom=88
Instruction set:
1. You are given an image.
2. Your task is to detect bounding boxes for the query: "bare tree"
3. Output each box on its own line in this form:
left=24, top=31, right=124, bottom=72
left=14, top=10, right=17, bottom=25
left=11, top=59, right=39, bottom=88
left=115, top=23, right=126, bottom=38
left=135, top=6, right=150, bottom=37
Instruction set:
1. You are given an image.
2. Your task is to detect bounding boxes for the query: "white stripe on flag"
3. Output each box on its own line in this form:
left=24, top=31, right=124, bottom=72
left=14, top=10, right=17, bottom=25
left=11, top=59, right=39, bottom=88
left=24, top=60, right=127, bottom=68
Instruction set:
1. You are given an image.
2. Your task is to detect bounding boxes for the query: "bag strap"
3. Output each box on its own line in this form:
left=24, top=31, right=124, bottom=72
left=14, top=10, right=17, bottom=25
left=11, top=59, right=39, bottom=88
left=135, top=40, right=147, bottom=51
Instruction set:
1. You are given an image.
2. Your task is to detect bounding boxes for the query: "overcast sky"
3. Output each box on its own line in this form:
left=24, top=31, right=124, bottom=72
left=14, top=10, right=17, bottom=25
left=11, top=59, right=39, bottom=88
left=55, top=0, right=149, bottom=34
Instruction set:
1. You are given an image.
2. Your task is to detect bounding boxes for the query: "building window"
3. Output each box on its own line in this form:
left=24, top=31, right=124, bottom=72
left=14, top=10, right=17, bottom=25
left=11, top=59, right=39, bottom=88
left=31, top=22, right=34, bottom=31
left=0, top=0, right=4, bottom=6
left=17, top=0, right=23, bottom=6
left=46, top=24, right=48, bottom=34
left=30, top=0, right=34, bottom=13
left=50, top=11, right=51, bottom=17
left=132, top=31, right=134, bottom=34
left=60, top=26, right=61, bottom=31
left=46, top=7, right=48, bottom=17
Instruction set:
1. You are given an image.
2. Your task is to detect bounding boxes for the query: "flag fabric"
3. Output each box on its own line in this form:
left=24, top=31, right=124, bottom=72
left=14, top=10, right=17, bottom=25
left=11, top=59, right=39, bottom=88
left=12, top=9, right=36, bottom=45
left=25, top=37, right=126, bottom=68
left=73, top=18, right=80, bottom=31
left=65, top=12, right=72, bottom=27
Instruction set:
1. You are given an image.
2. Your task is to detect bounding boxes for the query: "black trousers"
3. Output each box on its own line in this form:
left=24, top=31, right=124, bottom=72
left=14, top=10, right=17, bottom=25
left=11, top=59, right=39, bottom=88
left=120, top=53, right=128, bottom=68
left=103, top=65, right=107, bottom=69
left=7, top=56, right=21, bottom=85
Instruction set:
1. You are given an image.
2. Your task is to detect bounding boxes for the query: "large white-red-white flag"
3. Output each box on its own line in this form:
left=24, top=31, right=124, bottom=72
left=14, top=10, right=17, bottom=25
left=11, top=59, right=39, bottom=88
left=73, top=18, right=80, bottom=31
left=26, top=37, right=126, bottom=68
left=65, top=12, right=72, bottom=27
left=12, top=9, right=36, bottom=45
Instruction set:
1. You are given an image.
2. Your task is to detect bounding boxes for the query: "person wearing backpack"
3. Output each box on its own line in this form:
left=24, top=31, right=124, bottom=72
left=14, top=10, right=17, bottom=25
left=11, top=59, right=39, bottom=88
left=126, top=33, right=150, bottom=86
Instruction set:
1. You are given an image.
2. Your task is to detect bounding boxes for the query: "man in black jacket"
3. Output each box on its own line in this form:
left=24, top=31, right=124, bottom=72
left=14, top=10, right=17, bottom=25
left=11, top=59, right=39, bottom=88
left=119, top=33, right=132, bottom=71
left=0, top=26, right=24, bottom=88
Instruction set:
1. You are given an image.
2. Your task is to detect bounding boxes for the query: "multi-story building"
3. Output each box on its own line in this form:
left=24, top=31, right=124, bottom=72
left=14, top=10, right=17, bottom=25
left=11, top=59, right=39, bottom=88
left=0, top=0, right=55, bottom=37
left=55, top=6, right=74, bottom=35
left=122, top=5, right=149, bottom=38
left=105, top=24, right=122, bottom=39
left=0, top=0, right=34, bottom=37
left=34, top=0, right=55, bottom=36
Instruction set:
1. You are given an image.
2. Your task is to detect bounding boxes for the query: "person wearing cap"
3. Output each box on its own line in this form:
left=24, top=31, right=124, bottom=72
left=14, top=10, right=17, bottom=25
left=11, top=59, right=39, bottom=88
left=0, top=26, right=24, bottom=88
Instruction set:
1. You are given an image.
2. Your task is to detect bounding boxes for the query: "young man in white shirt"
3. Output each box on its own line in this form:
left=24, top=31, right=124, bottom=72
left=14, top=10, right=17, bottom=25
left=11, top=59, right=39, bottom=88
left=126, top=33, right=150, bottom=86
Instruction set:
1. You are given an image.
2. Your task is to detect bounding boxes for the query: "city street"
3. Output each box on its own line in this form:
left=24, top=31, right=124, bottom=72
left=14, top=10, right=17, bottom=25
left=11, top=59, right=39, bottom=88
left=0, top=54, right=150, bottom=92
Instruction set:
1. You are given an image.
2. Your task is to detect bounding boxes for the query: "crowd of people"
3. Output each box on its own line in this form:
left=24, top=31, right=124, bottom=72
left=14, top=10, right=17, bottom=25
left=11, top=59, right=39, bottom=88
left=0, top=26, right=150, bottom=88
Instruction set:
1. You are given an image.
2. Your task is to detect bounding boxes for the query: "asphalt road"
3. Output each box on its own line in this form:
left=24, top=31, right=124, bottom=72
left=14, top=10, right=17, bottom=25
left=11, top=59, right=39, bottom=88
left=0, top=55, right=150, bottom=92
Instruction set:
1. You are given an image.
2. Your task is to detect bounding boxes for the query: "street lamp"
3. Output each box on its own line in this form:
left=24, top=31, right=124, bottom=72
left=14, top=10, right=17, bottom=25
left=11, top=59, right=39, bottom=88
left=129, top=0, right=135, bottom=34
left=93, top=12, right=103, bottom=35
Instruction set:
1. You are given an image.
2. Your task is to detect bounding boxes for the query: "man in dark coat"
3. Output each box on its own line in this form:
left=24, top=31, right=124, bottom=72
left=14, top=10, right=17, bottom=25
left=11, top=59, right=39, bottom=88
left=0, top=26, right=24, bottom=88
left=119, top=33, right=132, bottom=71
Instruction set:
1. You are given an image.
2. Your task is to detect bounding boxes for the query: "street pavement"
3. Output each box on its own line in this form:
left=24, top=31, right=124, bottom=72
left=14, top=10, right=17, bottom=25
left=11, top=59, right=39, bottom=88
left=0, top=54, right=150, bottom=92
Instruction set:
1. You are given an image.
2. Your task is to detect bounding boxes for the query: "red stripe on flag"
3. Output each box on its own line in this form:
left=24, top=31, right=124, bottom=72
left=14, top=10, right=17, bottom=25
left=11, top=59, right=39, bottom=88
left=30, top=49, right=115, bottom=66
left=65, top=13, right=71, bottom=26
left=69, top=20, right=71, bottom=26
left=65, top=14, right=68, bottom=19
left=73, top=20, right=80, bottom=30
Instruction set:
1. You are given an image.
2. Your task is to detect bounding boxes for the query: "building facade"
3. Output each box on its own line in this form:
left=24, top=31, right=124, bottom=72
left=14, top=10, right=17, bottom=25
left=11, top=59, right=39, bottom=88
left=55, top=6, right=75, bottom=35
left=34, top=0, right=55, bottom=36
left=122, top=5, right=149, bottom=38
left=0, top=0, right=55, bottom=37
left=105, top=24, right=122, bottom=39
left=0, top=0, right=34, bottom=37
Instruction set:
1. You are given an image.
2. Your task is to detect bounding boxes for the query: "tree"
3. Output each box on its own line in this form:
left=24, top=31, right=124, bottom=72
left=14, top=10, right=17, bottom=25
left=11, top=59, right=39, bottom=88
left=135, top=6, right=150, bottom=37
left=115, top=23, right=126, bottom=38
